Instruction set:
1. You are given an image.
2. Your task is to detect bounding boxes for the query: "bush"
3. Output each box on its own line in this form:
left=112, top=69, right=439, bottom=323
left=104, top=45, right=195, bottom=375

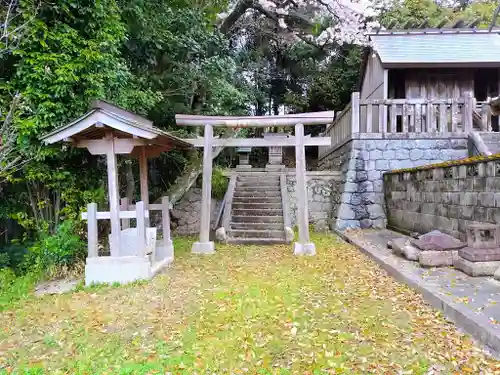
left=26, top=220, right=86, bottom=274
left=0, top=268, right=37, bottom=311
left=211, top=167, right=229, bottom=200
left=0, top=243, right=30, bottom=272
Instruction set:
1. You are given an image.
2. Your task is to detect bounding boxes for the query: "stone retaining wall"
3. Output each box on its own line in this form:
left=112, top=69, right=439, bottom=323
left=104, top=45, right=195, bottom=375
left=385, top=155, right=500, bottom=241
left=318, top=133, right=469, bottom=230
left=171, top=187, right=222, bottom=235
left=285, top=171, right=340, bottom=230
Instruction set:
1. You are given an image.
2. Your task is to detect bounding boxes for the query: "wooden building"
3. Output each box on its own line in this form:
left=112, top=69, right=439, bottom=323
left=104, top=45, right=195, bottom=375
left=360, top=27, right=500, bottom=131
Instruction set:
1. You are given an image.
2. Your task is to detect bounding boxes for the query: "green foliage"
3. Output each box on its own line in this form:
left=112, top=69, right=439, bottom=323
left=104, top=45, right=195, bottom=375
left=211, top=167, right=228, bottom=199
left=25, top=220, right=86, bottom=273
left=0, top=243, right=29, bottom=272
left=0, top=268, right=37, bottom=311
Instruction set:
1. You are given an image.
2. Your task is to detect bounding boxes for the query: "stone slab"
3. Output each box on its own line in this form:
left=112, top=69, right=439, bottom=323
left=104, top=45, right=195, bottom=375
left=411, top=231, right=465, bottom=251
left=454, top=257, right=500, bottom=277
left=459, top=247, right=500, bottom=263
left=419, top=250, right=458, bottom=267
left=191, top=241, right=215, bottom=254
left=293, top=242, right=316, bottom=256
left=338, top=228, right=500, bottom=356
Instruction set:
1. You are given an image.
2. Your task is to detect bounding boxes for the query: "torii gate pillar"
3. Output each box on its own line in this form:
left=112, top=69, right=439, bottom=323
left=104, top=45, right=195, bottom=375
left=293, top=123, right=315, bottom=255
left=191, top=124, right=215, bottom=254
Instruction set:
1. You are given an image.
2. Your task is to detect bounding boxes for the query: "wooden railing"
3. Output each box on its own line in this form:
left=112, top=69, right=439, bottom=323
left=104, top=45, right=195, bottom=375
left=319, top=100, right=353, bottom=158
left=322, top=92, right=476, bottom=152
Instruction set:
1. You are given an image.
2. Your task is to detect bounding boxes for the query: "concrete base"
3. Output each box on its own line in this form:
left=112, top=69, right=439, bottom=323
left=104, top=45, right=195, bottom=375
left=192, top=241, right=215, bottom=254
left=294, top=242, right=316, bottom=256
left=155, top=239, right=174, bottom=262
left=85, top=256, right=151, bottom=286
left=454, top=257, right=500, bottom=277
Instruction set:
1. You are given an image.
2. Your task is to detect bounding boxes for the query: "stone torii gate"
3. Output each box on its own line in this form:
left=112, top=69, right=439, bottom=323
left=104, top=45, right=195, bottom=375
left=175, top=112, right=334, bottom=255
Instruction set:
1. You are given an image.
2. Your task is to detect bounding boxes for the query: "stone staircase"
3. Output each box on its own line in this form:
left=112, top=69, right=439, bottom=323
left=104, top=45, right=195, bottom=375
left=478, top=132, right=500, bottom=155
left=469, top=132, right=500, bottom=156
left=227, top=175, right=287, bottom=244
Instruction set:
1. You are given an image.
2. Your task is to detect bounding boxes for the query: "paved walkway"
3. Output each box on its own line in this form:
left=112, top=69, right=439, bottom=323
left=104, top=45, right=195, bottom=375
left=342, top=229, right=500, bottom=356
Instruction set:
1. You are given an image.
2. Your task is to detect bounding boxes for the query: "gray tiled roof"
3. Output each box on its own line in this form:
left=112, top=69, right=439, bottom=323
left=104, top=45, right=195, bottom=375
left=371, top=32, right=500, bottom=65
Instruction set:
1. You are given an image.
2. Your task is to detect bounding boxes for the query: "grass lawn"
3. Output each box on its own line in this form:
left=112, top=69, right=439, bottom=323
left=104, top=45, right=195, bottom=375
left=1, top=233, right=499, bottom=374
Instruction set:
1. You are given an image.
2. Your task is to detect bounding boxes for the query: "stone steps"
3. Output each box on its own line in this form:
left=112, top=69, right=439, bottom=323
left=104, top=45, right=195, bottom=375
left=234, top=191, right=281, bottom=197
left=237, top=182, right=280, bottom=188
left=232, top=202, right=282, bottom=210
left=232, top=197, right=282, bottom=204
left=227, top=175, right=286, bottom=244
left=232, top=208, right=283, bottom=216
left=230, top=222, right=284, bottom=230
left=227, top=237, right=288, bottom=245
left=231, top=215, right=284, bottom=223
left=229, top=229, right=285, bottom=239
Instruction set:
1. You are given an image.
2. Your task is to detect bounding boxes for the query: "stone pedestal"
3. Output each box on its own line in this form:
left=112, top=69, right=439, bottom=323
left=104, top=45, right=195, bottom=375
left=264, top=132, right=286, bottom=170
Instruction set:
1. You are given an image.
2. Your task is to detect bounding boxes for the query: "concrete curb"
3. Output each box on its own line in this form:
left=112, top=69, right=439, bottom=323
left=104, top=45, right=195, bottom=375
left=334, top=229, right=500, bottom=356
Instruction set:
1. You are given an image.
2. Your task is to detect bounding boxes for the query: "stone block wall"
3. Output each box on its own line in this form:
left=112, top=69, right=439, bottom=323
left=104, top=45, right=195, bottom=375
left=318, top=133, right=469, bottom=230
left=171, top=187, right=222, bottom=235
left=285, top=171, right=340, bottom=230
left=385, top=156, right=500, bottom=241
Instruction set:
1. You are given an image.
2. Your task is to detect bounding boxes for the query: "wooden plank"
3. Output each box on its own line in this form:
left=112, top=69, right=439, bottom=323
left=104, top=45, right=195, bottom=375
left=379, top=104, right=385, bottom=133
left=366, top=104, right=373, bottom=132
left=390, top=104, right=397, bottom=133
left=439, top=104, right=447, bottom=132
left=414, top=104, right=422, bottom=132
left=402, top=103, right=408, bottom=133
left=186, top=136, right=332, bottom=147
left=362, top=98, right=465, bottom=105
left=76, top=138, right=147, bottom=155
left=464, top=91, right=474, bottom=133
left=81, top=210, right=151, bottom=220
left=427, top=103, right=436, bottom=132
left=451, top=101, right=459, bottom=132
left=351, top=92, right=360, bottom=133
left=120, top=198, right=130, bottom=229
left=175, top=111, right=335, bottom=127
left=87, top=203, right=98, bottom=258
left=409, top=104, right=415, bottom=132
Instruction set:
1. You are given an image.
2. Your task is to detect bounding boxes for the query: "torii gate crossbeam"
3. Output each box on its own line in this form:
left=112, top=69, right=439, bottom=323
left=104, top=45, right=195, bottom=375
left=176, top=111, right=334, bottom=256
